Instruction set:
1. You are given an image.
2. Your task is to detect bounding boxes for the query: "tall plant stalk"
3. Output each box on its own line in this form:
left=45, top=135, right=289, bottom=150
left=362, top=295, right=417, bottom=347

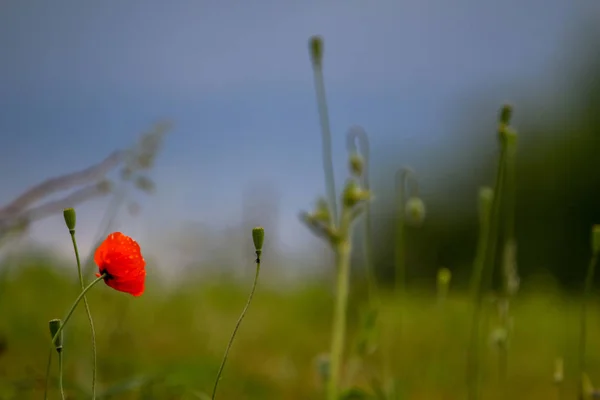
left=466, top=105, right=513, bottom=400
left=578, top=225, right=600, bottom=399
left=303, top=35, right=372, bottom=400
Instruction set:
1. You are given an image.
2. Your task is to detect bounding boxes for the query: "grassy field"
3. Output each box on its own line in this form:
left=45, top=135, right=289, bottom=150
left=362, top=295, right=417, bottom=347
left=0, top=255, right=598, bottom=400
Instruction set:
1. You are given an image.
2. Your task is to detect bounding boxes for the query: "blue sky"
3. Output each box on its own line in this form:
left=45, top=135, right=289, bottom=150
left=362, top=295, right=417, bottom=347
left=0, top=0, right=597, bottom=271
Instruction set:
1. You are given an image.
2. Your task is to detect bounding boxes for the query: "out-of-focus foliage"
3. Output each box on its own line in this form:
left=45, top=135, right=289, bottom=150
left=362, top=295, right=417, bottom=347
left=0, top=254, right=598, bottom=399
left=364, top=32, right=600, bottom=289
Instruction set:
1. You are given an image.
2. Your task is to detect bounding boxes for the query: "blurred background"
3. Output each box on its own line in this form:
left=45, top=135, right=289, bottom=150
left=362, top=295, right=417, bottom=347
left=1, top=1, right=600, bottom=399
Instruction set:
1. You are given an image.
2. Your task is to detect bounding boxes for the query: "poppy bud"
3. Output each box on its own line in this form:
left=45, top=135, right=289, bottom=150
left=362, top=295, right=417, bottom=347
left=63, top=208, right=76, bottom=232
left=592, top=225, right=600, bottom=255
left=311, top=198, right=330, bottom=224
left=252, top=227, right=265, bottom=254
left=309, top=36, right=324, bottom=67
left=49, top=319, right=63, bottom=353
left=405, top=197, right=426, bottom=226
left=348, top=153, right=364, bottom=176
left=342, top=180, right=370, bottom=208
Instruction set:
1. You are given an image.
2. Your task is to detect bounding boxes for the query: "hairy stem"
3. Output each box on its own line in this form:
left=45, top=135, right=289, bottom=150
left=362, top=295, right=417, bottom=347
left=69, top=230, right=97, bottom=399
left=211, top=256, right=261, bottom=399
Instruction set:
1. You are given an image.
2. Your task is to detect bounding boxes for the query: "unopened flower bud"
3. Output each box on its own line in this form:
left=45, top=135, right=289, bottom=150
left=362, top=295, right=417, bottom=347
left=342, top=180, right=370, bottom=208
left=348, top=153, right=364, bottom=176
left=313, top=198, right=331, bottom=224
left=309, top=36, right=324, bottom=67
left=252, top=226, right=265, bottom=254
left=592, top=225, right=600, bottom=255
left=63, top=208, right=76, bottom=231
left=405, top=197, right=426, bottom=226
left=49, top=319, right=63, bottom=353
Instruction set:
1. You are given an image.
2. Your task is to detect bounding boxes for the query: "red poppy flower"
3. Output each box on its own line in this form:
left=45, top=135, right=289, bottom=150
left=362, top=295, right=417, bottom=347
left=94, top=232, right=146, bottom=296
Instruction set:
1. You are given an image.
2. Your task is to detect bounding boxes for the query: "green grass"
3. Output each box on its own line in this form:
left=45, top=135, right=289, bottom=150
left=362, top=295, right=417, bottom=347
left=0, top=259, right=598, bottom=399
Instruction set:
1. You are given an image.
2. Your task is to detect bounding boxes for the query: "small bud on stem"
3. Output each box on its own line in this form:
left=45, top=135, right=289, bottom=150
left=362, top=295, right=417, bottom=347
left=48, top=319, right=63, bottom=353
left=63, top=208, right=76, bottom=232
left=252, top=226, right=265, bottom=262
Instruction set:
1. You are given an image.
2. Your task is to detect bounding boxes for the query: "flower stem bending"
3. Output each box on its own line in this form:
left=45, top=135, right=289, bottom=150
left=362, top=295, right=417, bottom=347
left=69, top=230, right=98, bottom=399
left=211, top=256, right=261, bottom=399
left=50, top=274, right=106, bottom=350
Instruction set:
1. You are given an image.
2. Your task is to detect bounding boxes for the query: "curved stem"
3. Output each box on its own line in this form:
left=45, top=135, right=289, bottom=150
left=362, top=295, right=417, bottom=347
left=43, top=348, right=52, bottom=400
left=347, top=126, right=377, bottom=302
left=58, top=351, right=65, bottom=400
left=69, top=230, right=97, bottom=399
left=211, top=257, right=261, bottom=399
left=50, top=274, right=106, bottom=350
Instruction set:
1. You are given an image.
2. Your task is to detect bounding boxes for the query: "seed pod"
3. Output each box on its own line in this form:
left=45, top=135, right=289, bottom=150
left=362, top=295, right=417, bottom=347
left=63, top=208, right=76, bottom=231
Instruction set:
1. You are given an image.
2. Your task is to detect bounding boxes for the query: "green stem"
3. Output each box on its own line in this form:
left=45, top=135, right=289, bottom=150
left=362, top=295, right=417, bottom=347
left=579, top=253, right=598, bottom=396
left=328, top=242, right=351, bottom=400
left=211, top=257, right=261, bottom=399
left=394, top=171, right=406, bottom=294
left=69, top=230, right=97, bottom=399
left=311, top=54, right=338, bottom=227
left=327, top=210, right=352, bottom=400
left=50, top=274, right=106, bottom=350
left=43, top=348, right=52, bottom=400
left=467, top=143, right=507, bottom=400
left=58, top=350, right=65, bottom=400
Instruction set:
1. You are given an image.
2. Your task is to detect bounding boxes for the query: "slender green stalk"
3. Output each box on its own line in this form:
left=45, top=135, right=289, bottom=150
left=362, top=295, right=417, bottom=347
left=394, top=169, right=408, bottom=294
left=578, top=254, right=598, bottom=397
left=43, top=348, right=52, bottom=400
left=499, top=129, right=518, bottom=396
left=467, top=110, right=510, bottom=399
left=50, top=274, right=106, bottom=350
left=466, top=188, right=494, bottom=400
left=309, top=36, right=338, bottom=227
left=211, top=258, right=261, bottom=399
left=69, top=230, right=97, bottom=399
left=58, top=351, right=66, bottom=400
left=327, top=210, right=353, bottom=400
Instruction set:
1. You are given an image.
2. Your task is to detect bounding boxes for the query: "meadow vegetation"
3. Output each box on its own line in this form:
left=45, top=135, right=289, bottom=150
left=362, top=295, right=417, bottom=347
left=0, top=35, right=599, bottom=400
